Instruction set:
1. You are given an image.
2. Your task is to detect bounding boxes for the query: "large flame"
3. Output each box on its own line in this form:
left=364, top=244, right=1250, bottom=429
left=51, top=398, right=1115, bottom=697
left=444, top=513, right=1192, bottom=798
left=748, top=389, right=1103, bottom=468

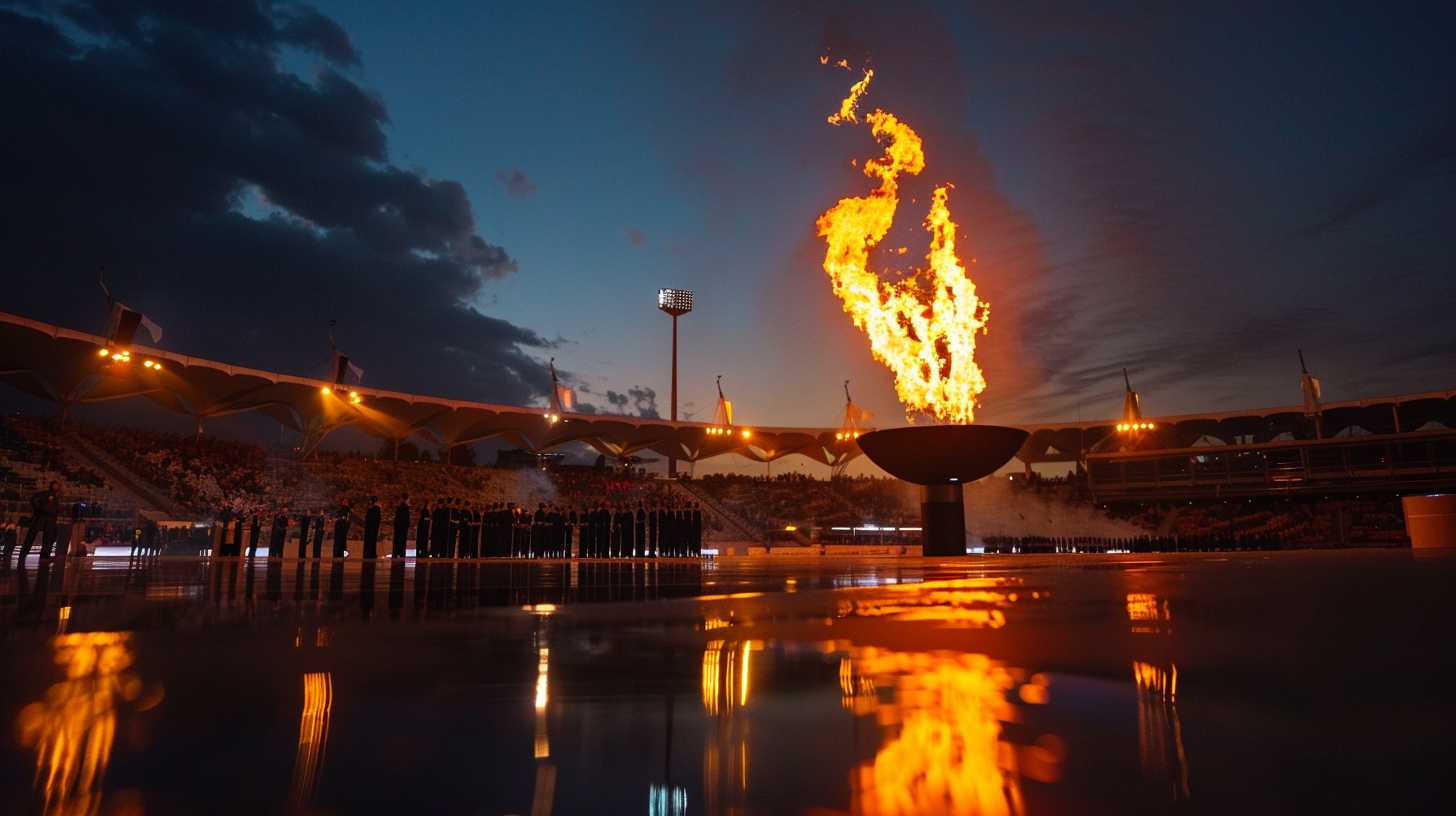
left=817, top=69, right=990, bottom=424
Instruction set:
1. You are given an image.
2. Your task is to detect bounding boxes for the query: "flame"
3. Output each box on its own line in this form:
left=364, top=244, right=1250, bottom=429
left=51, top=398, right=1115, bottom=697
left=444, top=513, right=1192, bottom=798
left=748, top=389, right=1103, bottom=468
left=817, top=69, right=990, bottom=423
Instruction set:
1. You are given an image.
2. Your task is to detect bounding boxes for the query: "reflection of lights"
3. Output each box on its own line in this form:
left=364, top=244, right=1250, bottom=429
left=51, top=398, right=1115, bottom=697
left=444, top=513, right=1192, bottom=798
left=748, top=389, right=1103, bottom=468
left=57, top=605, right=71, bottom=634
left=703, top=617, right=732, bottom=631
left=701, top=640, right=756, bottom=716
left=534, top=646, right=551, bottom=759
left=524, top=603, right=558, bottom=615
left=16, top=632, right=140, bottom=816
left=1133, top=661, right=1190, bottom=801
left=1126, top=593, right=1172, bottom=634
left=290, top=672, right=333, bottom=808
left=648, top=784, right=688, bottom=816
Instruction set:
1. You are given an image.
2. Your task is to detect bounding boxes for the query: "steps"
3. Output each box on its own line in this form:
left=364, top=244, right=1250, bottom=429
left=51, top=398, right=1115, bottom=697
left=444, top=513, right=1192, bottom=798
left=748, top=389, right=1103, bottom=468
left=670, top=479, right=764, bottom=542
left=63, top=431, right=186, bottom=518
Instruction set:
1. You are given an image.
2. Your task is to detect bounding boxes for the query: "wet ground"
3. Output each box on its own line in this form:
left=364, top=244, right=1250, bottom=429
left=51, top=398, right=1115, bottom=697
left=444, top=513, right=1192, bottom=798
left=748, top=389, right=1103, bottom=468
left=2, top=550, right=1453, bottom=814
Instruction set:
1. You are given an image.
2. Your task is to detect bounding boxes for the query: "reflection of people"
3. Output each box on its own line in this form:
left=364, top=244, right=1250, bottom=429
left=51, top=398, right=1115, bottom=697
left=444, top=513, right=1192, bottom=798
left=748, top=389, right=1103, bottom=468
left=297, top=510, right=312, bottom=560
left=332, top=500, right=351, bottom=559
left=312, top=509, right=326, bottom=559
left=20, top=481, right=61, bottom=561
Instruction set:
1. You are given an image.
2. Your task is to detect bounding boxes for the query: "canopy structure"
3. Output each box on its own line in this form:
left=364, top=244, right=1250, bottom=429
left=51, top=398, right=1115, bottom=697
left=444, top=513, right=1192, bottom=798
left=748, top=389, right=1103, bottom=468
left=1014, top=391, right=1456, bottom=464
left=0, top=311, right=866, bottom=468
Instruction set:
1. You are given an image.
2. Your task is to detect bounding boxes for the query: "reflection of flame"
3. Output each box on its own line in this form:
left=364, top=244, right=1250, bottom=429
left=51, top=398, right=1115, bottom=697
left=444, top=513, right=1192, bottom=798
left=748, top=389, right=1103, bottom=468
left=16, top=632, right=140, bottom=816
left=838, top=587, right=1016, bottom=628
left=817, top=69, right=990, bottom=423
left=1132, top=661, right=1190, bottom=801
left=849, top=648, right=1028, bottom=816
left=290, top=672, right=333, bottom=807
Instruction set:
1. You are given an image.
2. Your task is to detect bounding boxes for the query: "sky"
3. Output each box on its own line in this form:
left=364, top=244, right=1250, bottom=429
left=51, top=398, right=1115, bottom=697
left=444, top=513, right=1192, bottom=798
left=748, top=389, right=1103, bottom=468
left=2, top=1, right=1453, bottom=470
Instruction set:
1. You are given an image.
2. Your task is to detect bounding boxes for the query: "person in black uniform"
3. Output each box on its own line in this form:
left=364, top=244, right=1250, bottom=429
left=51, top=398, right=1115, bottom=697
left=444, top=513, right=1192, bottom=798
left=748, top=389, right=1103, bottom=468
left=229, top=508, right=244, bottom=556
left=393, top=495, right=410, bottom=559
left=634, top=504, right=646, bottom=558
left=472, top=505, right=484, bottom=558
left=19, top=481, right=61, bottom=561
left=332, top=499, right=351, bottom=558
left=297, top=509, right=312, bottom=560
left=415, top=500, right=431, bottom=558
left=247, top=513, right=262, bottom=558
left=649, top=504, right=661, bottom=559
left=362, top=496, right=381, bottom=559
left=269, top=505, right=289, bottom=558
left=312, top=508, right=326, bottom=559
left=692, top=503, right=704, bottom=556
left=431, top=499, right=450, bottom=559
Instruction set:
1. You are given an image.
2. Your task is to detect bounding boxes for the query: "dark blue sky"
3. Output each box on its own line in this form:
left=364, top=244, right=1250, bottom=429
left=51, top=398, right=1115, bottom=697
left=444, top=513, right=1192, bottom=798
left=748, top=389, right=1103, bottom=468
left=4, top=1, right=1453, bottom=442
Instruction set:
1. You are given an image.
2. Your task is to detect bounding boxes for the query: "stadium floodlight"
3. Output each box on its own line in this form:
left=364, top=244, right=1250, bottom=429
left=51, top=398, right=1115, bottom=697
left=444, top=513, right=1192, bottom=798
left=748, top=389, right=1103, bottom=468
left=657, top=288, right=694, bottom=316
left=657, top=288, right=694, bottom=476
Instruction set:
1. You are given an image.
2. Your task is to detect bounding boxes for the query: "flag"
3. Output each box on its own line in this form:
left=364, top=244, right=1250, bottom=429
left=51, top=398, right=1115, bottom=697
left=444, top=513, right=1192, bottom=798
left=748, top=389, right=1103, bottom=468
left=552, top=382, right=575, bottom=413
left=331, top=353, right=364, bottom=385
left=1301, top=373, right=1322, bottom=416
left=108, top=302, right=163, bottom=345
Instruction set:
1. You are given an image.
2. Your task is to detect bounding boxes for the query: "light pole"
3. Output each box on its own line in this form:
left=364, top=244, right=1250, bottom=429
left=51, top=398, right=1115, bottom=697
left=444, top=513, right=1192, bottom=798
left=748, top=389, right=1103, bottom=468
left=657, top=288, right=694, bottom=476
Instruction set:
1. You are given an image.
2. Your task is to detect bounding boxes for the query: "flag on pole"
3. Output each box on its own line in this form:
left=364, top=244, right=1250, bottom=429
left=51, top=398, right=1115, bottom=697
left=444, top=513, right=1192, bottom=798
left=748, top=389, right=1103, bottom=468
left=107, top=302, right=163, bottom=345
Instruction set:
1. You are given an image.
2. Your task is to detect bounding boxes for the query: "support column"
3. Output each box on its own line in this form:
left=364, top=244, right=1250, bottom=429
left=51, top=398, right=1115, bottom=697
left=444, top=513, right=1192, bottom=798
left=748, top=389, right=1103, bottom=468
left=920, top=483, right=966, bottom=557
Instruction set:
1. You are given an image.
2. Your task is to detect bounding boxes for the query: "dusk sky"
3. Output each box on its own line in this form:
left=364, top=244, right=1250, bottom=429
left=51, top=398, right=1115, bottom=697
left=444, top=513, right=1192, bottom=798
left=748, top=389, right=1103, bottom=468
left=4, top=1, right=1453, bottom=451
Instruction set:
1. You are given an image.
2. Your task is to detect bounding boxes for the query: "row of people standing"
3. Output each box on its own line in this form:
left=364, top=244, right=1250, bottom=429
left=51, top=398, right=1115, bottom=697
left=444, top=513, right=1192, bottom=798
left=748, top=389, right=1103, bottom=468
left=211, top=496, right=706, bottom=559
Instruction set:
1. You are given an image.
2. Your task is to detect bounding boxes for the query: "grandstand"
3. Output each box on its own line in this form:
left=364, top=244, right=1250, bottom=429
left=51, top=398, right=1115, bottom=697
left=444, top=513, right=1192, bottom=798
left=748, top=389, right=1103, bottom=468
left=1, top=309, right=1451, bottom=554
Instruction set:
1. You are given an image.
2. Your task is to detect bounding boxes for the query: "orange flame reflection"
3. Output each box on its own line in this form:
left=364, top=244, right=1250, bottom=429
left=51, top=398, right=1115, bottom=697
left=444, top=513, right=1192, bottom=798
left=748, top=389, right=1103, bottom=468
left=817, top=69, right=990, bottom=423
left=848, top=648, right=1035, bottom=815
left=15, top=632, right=141, bottom=816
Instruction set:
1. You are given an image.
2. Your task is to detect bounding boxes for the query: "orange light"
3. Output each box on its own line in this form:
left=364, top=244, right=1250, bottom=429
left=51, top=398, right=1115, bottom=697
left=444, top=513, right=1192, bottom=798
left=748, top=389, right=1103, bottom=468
left=741, top=429, right=751, bottom=439
left=97, top=348, right=109, bottom=358
left=320, top=386, right=331, bottom=396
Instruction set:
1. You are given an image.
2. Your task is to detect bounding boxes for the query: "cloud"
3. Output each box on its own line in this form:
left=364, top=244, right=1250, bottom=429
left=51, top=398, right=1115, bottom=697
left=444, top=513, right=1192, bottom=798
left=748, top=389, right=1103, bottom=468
left=602, top=386, right=659, bottom=419
left=0, top=0, right=550, bottom=405
left=496, top=168, right=537, bottom=199
left=625, top=227, right=646, bottom=246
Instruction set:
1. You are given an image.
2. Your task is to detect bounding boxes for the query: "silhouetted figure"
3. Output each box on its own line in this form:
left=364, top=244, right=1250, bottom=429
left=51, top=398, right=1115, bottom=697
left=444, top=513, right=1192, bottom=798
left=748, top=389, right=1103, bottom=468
left=332, top=499, right=351, bottom=558
left=692, top=503, right=703, bottom=556
left=19, top=481, right=61, bottom=561
left=416, top=501, right=431, bottom=558
left=363, top=496, right=381, bottom=559
left=297, top=511, right=312, bottom=559
left=269, top=507, right=289, bottom=558
left=248, top=514, right=261, bottom=558
left=231, top=512, right=244, bottom=556
left=393, top=496, right=410, bottom=558
left=431, top=501, right=450, bottom=559
left=312, top=509, right=326, bottom=559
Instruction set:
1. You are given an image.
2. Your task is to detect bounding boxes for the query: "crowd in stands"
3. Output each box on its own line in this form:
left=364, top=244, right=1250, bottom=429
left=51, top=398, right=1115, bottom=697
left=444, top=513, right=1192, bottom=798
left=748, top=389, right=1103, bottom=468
left=1, top=417, right=127, bottom=523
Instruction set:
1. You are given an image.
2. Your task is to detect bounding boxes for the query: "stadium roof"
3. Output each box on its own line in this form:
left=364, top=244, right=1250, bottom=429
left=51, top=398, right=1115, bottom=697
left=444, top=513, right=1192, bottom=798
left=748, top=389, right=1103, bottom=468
left=3, top=311, right=1451, bottom=468
left=0, top=311, right=865, bottom=467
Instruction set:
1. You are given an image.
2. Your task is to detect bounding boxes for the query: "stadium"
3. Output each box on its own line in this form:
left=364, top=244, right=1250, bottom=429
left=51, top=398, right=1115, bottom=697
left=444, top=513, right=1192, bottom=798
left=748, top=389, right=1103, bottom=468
left=5, top=3, right=1456, bottom=814
left=4, top=309, right=1452, bottom=558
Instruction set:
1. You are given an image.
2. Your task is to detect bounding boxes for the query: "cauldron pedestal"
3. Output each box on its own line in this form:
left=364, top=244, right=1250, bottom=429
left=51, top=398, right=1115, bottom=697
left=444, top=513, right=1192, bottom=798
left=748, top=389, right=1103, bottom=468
left=857, top=425, right=1029, bottom=557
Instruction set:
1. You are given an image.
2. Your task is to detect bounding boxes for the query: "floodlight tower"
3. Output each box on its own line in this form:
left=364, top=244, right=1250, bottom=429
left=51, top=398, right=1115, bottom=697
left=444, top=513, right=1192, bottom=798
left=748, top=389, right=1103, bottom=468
left=657, top=288, right=694, bottom=476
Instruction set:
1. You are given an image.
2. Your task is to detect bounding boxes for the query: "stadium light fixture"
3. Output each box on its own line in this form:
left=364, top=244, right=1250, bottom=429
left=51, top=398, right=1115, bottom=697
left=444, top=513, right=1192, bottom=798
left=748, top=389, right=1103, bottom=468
left=657, top=288, right=694, bottom=476
left=741, top=429, right=752, bottom=439
left=320, top=386, right=332, bottom=396
left=97, top=348, right=109, bottom=357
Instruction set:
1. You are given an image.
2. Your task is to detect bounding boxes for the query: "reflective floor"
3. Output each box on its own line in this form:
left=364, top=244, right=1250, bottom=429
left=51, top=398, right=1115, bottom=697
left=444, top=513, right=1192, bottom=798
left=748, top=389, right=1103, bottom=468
left=2, top=550, right=1453, bottom=814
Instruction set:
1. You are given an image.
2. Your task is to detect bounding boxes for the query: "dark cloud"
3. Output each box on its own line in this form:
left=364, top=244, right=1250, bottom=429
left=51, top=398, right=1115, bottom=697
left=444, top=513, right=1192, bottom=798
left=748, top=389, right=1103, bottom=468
left=625, top=228, right=646, bottom=246
left=0, top=0, right=549, bottom=405
left=601, top=386, right=659, bottom=419
left=496, top=168, right=536, bottom=199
